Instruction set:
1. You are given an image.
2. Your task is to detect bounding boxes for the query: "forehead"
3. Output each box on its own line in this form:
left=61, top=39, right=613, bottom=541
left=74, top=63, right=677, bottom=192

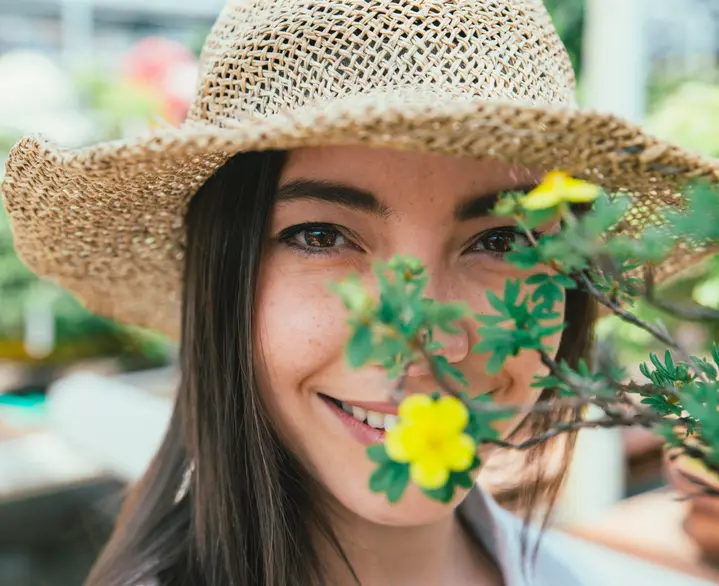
left=280, top=146, right=540, bottom=210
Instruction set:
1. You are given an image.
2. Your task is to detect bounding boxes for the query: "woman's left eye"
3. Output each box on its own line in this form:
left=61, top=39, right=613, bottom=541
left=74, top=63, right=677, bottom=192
left=466, top=228, right=535, bottom=257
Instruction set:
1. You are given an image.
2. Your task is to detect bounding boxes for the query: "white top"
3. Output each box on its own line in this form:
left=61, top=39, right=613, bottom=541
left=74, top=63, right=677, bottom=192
left=461, top=486, right=590, bottom=585
left=463, top=486, right=715, bottom=586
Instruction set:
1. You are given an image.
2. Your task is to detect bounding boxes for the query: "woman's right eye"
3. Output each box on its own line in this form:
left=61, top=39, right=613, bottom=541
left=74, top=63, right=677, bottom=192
left=278, top=223, right=357, bottom=256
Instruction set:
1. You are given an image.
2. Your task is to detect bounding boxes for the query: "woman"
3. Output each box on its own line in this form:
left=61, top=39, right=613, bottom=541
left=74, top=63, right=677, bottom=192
left=2, top=1, right=717, bottom=585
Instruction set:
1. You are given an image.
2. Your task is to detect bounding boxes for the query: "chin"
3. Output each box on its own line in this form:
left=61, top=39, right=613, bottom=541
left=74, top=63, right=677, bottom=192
left=324, top=471, right=473, bottom=528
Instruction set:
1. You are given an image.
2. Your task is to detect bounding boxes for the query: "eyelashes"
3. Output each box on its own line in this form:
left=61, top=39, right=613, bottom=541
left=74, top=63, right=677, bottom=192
left=276, top=222, right=544, bottom=259
left=277, top=222, right=357, bottom=257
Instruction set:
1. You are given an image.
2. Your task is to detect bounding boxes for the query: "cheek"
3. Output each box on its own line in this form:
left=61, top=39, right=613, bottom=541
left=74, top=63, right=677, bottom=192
left=255, top=267, right=347, bottom=393
left=255, top=259, right=347, bottom=416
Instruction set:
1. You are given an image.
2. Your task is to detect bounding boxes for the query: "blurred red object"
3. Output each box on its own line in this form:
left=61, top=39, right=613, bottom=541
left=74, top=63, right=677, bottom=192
left=122, top=37, right=198, bottom=126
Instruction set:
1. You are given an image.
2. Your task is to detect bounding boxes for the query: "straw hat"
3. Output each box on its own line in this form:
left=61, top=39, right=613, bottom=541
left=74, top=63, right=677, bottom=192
left=2, top=0, right=718, bottom=341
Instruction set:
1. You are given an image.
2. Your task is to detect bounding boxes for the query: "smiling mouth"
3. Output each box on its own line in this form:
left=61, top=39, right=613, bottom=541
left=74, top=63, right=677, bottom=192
left=320, top=394, right=398, bottom=431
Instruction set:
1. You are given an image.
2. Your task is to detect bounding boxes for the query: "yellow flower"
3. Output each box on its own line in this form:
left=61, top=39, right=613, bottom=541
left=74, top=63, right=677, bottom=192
left=519, top=171, right=601, bottom=211
left=385, top=394, right=476, bottom=490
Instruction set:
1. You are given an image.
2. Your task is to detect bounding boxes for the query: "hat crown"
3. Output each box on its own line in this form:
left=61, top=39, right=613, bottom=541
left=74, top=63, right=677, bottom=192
left=188, top=0, right=577, bottom=126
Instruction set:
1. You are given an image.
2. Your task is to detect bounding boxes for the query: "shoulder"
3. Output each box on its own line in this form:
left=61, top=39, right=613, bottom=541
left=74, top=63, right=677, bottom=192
left=459, top=487, right=600, bottom=586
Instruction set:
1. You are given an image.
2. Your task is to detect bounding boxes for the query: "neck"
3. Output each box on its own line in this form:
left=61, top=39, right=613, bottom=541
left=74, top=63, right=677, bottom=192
left=317, top=496, right=499, bottom=586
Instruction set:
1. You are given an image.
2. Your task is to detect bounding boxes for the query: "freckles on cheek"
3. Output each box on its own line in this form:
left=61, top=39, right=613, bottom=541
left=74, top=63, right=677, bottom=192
left=256, top=279, right=348, bottom=378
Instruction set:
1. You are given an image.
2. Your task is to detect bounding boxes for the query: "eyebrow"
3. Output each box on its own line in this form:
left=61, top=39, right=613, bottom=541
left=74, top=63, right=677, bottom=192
left=276, top=180, right=392, bottom=218
left=275, top=179, right=538, bottom=221
left=454, top=184, right=538, bottom=221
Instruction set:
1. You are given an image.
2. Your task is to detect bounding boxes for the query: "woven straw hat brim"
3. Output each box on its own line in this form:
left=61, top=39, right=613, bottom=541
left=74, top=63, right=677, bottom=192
left=3, top=89, right=719, bottom=340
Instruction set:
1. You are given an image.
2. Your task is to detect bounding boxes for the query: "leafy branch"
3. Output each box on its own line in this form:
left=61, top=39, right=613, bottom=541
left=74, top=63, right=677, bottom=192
left=332, top=175, right=719, bottom=503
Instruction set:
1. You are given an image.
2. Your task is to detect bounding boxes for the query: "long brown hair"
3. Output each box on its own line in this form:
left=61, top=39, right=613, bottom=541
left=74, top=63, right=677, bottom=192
left=85, top=150, right=596, bottom=586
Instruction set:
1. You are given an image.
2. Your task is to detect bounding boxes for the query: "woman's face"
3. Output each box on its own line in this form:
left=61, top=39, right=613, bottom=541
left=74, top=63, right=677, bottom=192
left=255, top=145, right=564, bottom=526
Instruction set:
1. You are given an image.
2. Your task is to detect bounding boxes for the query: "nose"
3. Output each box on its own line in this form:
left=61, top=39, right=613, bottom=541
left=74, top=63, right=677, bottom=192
left=399, top=262, right=472, bottom=378
left=406, top=325, right=471, bottom=378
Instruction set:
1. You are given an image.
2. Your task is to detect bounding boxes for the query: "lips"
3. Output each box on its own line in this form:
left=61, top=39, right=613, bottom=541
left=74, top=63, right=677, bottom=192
left=320, top=394, right=396, bottom=445
left=323, top=395, right=399, bottom=431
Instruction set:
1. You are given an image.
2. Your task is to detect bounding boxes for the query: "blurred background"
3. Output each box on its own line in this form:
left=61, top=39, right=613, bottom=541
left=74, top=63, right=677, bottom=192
left=0, top=0, right=718, bottom=585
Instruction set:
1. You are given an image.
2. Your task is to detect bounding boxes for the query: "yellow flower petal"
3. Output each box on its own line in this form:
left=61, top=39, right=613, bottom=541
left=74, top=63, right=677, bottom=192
left=519, top=171, right=601, bottom=210
left=559, top=178, right=602, bottom=203
left=433, top=396, right=469, bottom=435
left=442, top=434, right=476, bottom=472
left=410, top=453, right=449, bottom=490
left=518, top=188, right=563, bottom=210
left=385, top=424, right=412, bottom=462
left=398, top=394, right=432, bottom=425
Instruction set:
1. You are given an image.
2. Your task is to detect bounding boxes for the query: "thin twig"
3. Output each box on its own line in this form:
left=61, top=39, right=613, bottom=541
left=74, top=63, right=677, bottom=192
left=486, top=415, right=644, bottom=450
left=390, top=362, right=411, bottom=404
left=415, top=343, right=473, bottom=410
left=577, top=271, right=675, bottom=348
left=644, top=267, right=719, bottom=322
left=577, top=270, right=709, bottom=383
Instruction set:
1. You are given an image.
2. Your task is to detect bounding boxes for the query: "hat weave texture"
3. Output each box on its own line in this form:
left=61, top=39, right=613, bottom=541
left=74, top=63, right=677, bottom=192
left=2, top=0, right=718, bottom=340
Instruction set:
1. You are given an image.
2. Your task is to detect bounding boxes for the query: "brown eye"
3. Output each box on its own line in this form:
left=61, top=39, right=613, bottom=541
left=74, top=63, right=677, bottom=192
left=278, top=222, right=356, bottom=255
left=469, top=229, right=530, bottom=255
left=304, top=227, right=339, bottom=248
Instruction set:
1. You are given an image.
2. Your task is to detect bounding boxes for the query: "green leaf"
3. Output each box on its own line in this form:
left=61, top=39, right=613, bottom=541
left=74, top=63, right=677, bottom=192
left=691, top=356, right=718, bottom=380
left=531, top=373, right=562, bottom=389
left=531, top=280, right=564, bottom=310
left=664, top=350, right=676, bottom=377
left=433, top=302, right=469, bottom=334
left=521, top=207, right=559, bottom=229
left=386, top=463, right=410, bottom=503
left=475, top=314, right=510, bottom=325
left=367, top=444, right=391, bottom=464
left=466, top=395, right=514, bottom=442
left=536, top=323, right=566, bottom=338
left=492, top=194, right=519, bottom=217
left=525, top=273, right=549, bottom=286
left=433, top=354, right=469, bottom=387
left=505, top=246, right=541, bottom=269
left=504, top=278, right=521, bottom=306
left=449, top=469, right=475, bottom=489
left=485, top=350, right=508, bottom=375
left=369, top=463, right=394, bottom=493
left=639, top=362, right=650, bottom=379
left=649, top=352, right=668, bottom=376
left=712, top=342, right=719, bottom=372
left=422, top=482, right=455, bottom=504
left=347, top=325, right=373, bottom=368
left=486, top=290, right=509, bottom=315
left=377, top=295, right=397, bottom=324
left=640, top=395, right=682, bottom=417
left=553, top=274, right=577, bottom=289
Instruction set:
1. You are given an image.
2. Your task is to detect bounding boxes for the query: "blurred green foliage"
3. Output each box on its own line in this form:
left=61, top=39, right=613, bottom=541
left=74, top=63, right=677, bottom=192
left=74, top=70, right=164, bottom=141
left=600, top=81, right=719, bottom=365
left=545, top=0, right=585, bottom=76
left=0, top=204, right=171, bottom=367
left=0, top=62, right=174, bottom=371
left=647, top=82, right=719, bottom=158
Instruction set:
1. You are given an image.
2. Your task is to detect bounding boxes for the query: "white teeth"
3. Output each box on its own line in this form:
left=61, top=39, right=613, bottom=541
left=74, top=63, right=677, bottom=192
left=366, top=410, right=384, bottom=428
left=383, top=414, right=398, bottom=431
left=352, top=406, right=367, bottom=422
left=339, top=401, right=395, bottom=430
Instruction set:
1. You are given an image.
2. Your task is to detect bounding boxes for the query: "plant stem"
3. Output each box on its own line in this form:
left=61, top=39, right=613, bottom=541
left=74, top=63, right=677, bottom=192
left=390, top=362, right=411, bottom=404
left=576, top=270, right=709, bottom=383
left=577, top=271, right=674, bottom=347
left=644, top=267, right=719, bottom=322
left=486, top=416, right=636, bottom=450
